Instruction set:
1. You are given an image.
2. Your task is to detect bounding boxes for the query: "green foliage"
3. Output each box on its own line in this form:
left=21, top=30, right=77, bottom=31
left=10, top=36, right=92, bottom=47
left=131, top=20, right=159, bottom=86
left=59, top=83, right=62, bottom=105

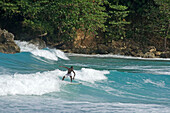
left=104, top=0, right=130, bottom=41
left=1, top=0, right=168, bottom=48
left=154, top=0, right=170, bottom=36
left=0, top=0, right=129, bottom=42
left=37, top=0, right=108, bottom=40
left=119, top=0, right=153, bottom=14
left=154, top=0, right=170, bottom=50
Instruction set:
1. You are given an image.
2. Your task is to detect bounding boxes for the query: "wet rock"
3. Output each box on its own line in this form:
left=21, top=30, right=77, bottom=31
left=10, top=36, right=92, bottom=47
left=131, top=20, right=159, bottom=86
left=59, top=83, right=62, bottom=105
left=136, top=52, right=144, bottom=57
left=29, top=38, right=46, bottom=49
left=160, top=52, right=170, bottom=58
left=143, top=52, right=155, bottom=58
left=148, top=46, right=156, bottom=53
left=155, top=51, right=161, bottom=56
left=0, top=29, right=20, bottom=54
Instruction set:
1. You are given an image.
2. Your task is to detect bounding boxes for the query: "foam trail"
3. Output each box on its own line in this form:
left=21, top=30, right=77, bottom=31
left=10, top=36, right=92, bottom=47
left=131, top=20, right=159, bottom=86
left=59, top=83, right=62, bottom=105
left=144, top=79, right=165, bottom=87
left=119, top=66, right=170, bottom=75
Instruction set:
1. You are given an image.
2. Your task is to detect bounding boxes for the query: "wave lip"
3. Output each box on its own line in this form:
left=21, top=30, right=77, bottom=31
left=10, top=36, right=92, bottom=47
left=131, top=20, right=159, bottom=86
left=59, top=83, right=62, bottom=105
left=49, top=49, right=69, bottom=60
left=31, top=49, right=59, bottom=61
left=15, top=40, right=69, bottom=61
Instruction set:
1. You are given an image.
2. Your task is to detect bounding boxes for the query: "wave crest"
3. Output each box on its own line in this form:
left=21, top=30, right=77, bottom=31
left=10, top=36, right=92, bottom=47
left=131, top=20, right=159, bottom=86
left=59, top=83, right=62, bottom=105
left=15, top=40, right=69, bottom=61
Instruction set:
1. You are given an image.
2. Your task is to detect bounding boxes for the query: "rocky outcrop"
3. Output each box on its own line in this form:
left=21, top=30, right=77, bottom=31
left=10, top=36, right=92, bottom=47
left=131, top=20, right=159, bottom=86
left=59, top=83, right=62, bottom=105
left=0, top=28, right=20, bottom=54
left=29, top=38, right=46, bottom=49
left=160, top=51, right=170, bottom=58
left=143, top=52, right=155, bottom=58
left=67, top=32, right=170, bottom=58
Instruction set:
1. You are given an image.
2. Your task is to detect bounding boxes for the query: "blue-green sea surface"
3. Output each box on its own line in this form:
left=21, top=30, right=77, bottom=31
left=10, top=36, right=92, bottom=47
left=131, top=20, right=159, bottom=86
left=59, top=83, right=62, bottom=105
left=0, top=41, right=170, bottom=113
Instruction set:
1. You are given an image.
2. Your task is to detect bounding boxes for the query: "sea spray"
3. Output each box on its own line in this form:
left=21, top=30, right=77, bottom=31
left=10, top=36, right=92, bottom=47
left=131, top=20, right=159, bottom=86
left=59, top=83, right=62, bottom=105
left=15, top=40, right=69, bottom=61
left=75, top=68, right=109, bottom=83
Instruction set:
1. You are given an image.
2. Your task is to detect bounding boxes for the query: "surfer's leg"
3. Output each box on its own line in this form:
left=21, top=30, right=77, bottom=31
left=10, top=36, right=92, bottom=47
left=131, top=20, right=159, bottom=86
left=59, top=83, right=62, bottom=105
left=70, top=76, right=72, bottom=82
left=62, top=76, right=65, bottom=81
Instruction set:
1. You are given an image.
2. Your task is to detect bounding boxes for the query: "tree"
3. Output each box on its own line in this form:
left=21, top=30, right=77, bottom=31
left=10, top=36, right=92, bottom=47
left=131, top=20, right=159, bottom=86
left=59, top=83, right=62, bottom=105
left=154, top=0, right=170, bottom=51
left=0, top=0, right=129, bottom=44
left=104, top=0, right=129, bottom=42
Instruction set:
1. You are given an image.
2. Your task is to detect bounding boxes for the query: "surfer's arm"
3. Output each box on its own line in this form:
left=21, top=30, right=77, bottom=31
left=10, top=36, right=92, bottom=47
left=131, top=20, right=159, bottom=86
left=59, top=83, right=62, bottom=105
left=73, top=71, right=76, bottom=80
left=59, top=66, right=69, bottom=69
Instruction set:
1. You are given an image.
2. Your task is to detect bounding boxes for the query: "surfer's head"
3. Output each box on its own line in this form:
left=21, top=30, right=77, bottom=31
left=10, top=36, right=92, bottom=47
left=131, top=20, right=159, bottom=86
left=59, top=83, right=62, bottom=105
left=71, top=66, right=73, bottom=69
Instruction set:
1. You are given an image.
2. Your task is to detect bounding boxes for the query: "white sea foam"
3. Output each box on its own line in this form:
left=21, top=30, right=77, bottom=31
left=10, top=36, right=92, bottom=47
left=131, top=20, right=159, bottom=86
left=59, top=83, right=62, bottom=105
left=15, top=40, right=38, bottom=52
left=0, top=68, right=108, bottom=96
left=75, top=102, right=170, bottom=113
left=49, top=49, right=69, bottom=60
left=0, top=71, right=61, bottom=96
left=152, top=71, right=170, bottom=75
left=67, top=53, right=170, bottom=61
left=1, top=99, right=169, bottom=113
left=0, top=67, right=9, bottom=75
left=117, top=66, right=170, bottom=75
left=144, top=79, right=165, bottom=87
left=75, top=68, right=109, bottom=83
left=58, top=68, right=109, bottom=83
left=15, top=40, right=69, bottom=61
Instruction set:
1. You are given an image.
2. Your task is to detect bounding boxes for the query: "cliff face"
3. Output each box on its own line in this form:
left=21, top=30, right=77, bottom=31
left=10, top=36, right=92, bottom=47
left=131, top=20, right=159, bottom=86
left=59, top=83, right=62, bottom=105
left=0, top=29, right=20, bottom=54
left=62, top=30, right=170, bottom=58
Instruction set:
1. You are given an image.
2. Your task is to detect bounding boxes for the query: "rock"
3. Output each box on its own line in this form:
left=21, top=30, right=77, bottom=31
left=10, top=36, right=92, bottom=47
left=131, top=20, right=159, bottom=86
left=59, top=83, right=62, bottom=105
left=136, top=52, right=144, bottom=57
left=148, top=46, right=156, bottom=53
left=123, top=48, right=132, bottom=56
left=131, top=51, right=137, bottom=56
left=160, top=51, right=170, bottom=58
left=73, top=47, right=95, bottom=54
left=97, top=44, right=109, bottom=54
left=1, top=31, right=14, bottom=42
left=143, top=52, right=155, bottom=58
left=0, top=43, right=20, bottom=54
left=155, top=51, right=161, bottom=56
left=29, top=38, right=46, bottom=49
left=0, top=29, right=20, bottom=54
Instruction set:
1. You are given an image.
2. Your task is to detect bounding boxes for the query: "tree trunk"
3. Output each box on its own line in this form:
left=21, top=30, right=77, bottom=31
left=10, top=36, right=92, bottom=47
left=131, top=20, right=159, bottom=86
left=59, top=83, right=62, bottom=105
left=164, top=23, right=170, bottom=51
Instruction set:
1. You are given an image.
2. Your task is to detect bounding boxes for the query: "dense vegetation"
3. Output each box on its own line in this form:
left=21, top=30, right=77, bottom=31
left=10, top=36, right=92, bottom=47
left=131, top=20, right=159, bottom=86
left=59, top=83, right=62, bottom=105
left=0, top=0, right=169, bottom=50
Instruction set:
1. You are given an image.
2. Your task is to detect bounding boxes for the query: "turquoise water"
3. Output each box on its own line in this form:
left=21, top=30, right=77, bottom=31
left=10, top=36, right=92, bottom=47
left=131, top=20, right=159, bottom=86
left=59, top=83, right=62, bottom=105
left=0, top=41, right=170, bottom=113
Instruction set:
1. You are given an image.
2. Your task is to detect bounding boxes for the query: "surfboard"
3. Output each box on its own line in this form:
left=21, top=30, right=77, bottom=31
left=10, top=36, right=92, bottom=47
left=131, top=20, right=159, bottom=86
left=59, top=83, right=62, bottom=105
left=62, top=81, right=82, bottom=85
left=68, top=82, right=82, bottom=85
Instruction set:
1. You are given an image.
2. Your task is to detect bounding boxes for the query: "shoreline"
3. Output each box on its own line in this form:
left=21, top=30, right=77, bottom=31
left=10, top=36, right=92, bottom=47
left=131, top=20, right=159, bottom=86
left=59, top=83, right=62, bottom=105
left=13, top=40, right=170, bottom=61
left=66, top=53, right=170, bottom=61
left=0, top=28, right=170, bottom=58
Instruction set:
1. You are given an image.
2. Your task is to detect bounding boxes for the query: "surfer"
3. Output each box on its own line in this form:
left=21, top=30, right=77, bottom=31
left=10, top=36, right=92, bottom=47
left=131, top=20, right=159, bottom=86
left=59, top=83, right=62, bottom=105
left=59, top=66, right=76, bottom=82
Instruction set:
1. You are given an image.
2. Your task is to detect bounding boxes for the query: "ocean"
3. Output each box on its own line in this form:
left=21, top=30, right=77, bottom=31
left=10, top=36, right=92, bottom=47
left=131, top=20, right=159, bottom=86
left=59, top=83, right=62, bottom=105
left=0, top=41, right=170, bottom=113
